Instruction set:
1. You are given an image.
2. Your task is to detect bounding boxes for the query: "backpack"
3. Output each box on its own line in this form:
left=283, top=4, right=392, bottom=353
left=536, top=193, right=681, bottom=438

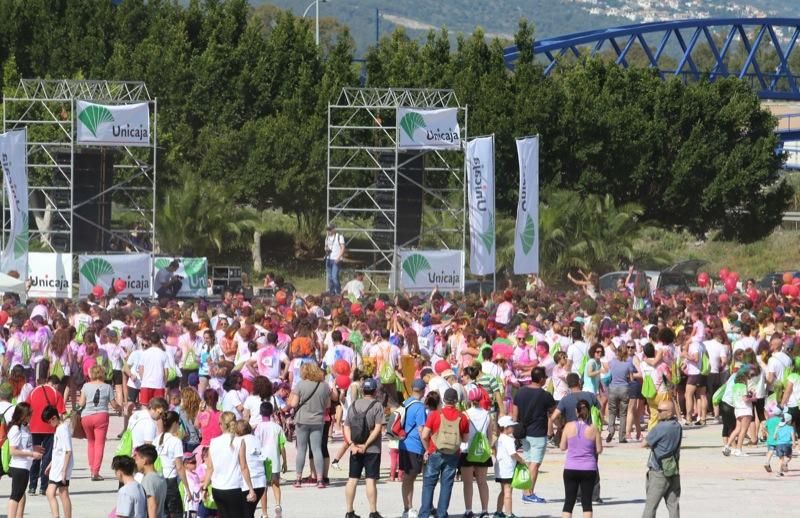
left=465, top=414, right=491, bottom=463
left=433, top=411, right=461, bottom=454
left=577, top=354, right=589, bottom=377
left=700, top=352, right=710, bottom=376
left=387, top=400, right=421, bottom=440
left=379, top=346, right=396, bottom=384
left=0, top=406, right=14, bottom=478
left=641, top=372, right=657, bottom=399
left=183, top=349, right=199, bottom=371
left=349, top=399, right=379, bottom=445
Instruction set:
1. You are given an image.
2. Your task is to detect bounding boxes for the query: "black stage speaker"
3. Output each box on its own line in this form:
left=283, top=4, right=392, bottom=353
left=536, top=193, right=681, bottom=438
left=374, top=152, right=424, bottom=249
left=59, top=149, right=115, bottom=252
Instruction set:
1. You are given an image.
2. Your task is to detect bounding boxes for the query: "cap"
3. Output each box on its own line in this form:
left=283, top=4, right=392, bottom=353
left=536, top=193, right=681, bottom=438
left=412, top=379, right=426, bottom=392
left=362, top=377, right=378, bottom=393
left=434, top=360, right=450, bottom=375
left=467, top=386, right=483, bottom=402
left=187, top=373, right=200, bottom=388
left=443, top=388, right=458, bottom=404
left=0, top=382, right=12, bottom=400
left=441, top=369, right=455, bottom=379
left=497, top=415, right=518, bottom=428
left=182, top=452, right=197, bottom=462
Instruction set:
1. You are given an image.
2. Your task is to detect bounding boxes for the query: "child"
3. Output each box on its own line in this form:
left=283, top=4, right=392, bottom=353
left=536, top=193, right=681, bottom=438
left=194, top=447, right=217, bottom=518
left=774, top=412, right=796, bottom=476
left=388, top=437, right=403, bottom=482
left=495, top=415, right=526, bottom=518
left=182, top=452, right=201, bottom=518
left=43, top=406, right=73, bottom=518
left=763, top=405, right=782, bottom=472
left=255, top=402, right=286, bottom=518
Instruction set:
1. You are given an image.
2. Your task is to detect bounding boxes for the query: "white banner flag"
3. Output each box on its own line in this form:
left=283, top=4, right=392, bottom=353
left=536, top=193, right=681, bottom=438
left=78, top=254, right=152, bottom=297
left=0, top=129, right=28, bottom=279
left=28, top=252, right=72, bottom=298
left=514, top=136, right=540, bottom=274
left=153, top=257, right=208, bottom=297
left=76, top=101, right=150, bottom=147
left=397, top=108, right=461, bottom=150
left=466, top=136, right=495, bottom=276
left=398, top=249, right=464, bottom=292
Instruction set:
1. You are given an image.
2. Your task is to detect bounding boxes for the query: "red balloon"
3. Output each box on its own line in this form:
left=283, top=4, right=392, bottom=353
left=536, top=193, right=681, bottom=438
left=724, top=277, right=737, bottom=295
left=0, top=310, right=8, bottom=326
left=718, top=293, right=729, bottom=304
left=719, top=268, right=730, bottom=280
left=113, top=278, right=126, bottom=293
left=746, top=287, right=758, bottom=302
left=781, top=284, right=792, bottom=295
left=92, top=284, right=105, bottom=298
left=791, top=277, right=800, bottom=287
left=729, top=272, right=740, bottom=283
left=332, top=359, right=351, bottom=377
left=790, top=285, right=800, bottom=298
left=697, top=272, right=709, bottom=287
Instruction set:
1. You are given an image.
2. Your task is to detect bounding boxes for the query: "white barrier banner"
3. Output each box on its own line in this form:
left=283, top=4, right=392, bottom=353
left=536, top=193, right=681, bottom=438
left=466, top=136, right=495, bottom=275
left=76, top=100, right=150, bottom=147
left=514, top=136, right=540, bottom=274
left=397, top=108, right=461, bottom=149
left=28, top=252, right=72, bottom=298
left=0, top=129, right=28, bottom=279
left=78, top=254, right=152, bottom=297
left=398, top=249, right=464, bottom=292
left=153, top=257, right=208, bottom=297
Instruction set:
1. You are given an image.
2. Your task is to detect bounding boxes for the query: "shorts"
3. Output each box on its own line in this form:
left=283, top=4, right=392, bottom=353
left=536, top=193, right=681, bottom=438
left=8, top=467, right=29, bottom=502
left=399, top=450, right=424, bottom=477
left=753, top=398, right=765, bottom=421
left=348, top=452, right=381, bottom=480
left=628, top=381, right=644, bottom=400
left=767, top=444, right=777, bottom=452
left=127, top=387, right=140, bottom=404
left=112, top=370, right=123, bottom=386
left=521, top=436, right=547, bottom=464
left=459, top=452, right=493, bottom=468
left=139, top=387, right=165, bottom=405
left=775, top=444, right=792, bottom=458
left=48, top=479, right=70, bottom=488
left=495, top=477, right=512, bottom=484
left=686, top=374, right=707, bottom=387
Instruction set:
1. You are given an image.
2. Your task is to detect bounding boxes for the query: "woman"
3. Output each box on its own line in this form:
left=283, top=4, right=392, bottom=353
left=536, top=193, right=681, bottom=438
left=287, top=362, right=331, bottom=488
left=178, top=387, right=202, bottom=453
left=79, top=364, right=121, bottom=480
left=606, top=344, right=636, bottom=443
left=221, top=372, right=246, bottom=419
left=583, top=345, right=604, bottom=395
left=461, top=386, right=493, bottom=518
left=552, top=352, right=570, bottom=401
left=723, top=367, right=755, bottom=457
left=235, top=420, right=267, bottom=518
left=196, top=389, right=222, bottom=447
left=179, top=321, right=203, bottom=389
left=625, top=343, right=645, bottom=441
left=48, top=328, right=73, bottom=397
left=560, top=399, right=602, bottom=518
left=155, top=411, right=192, bottom=518
left=243, top=376, right=272, bottom=428
left=641, top=343, right=671, bottom=431
left=202, top=412, right=258, bottom=518
left=7, top=402, right=43, bottom=518
left=103, top=329, right=126, bottom=416
left=198, top=329, right=216, bottom=394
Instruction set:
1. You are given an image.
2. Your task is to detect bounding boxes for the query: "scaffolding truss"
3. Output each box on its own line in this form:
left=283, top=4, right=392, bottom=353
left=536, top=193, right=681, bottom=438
left=2, top=79, right=157, bottom=257
left=327, top=88, right=467, bottom=292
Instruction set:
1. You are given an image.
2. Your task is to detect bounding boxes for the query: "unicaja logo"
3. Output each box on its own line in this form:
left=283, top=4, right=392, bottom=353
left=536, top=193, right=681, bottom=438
left=402, top=254, right=432, bottom=282
left=78, top=105, right=114, bottom=137
left=400, top=112, right=426, bottom=142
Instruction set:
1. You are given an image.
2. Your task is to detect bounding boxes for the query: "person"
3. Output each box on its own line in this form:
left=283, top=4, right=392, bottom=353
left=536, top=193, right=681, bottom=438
left=287, top=363, right=330, bottom=488
left=134, top=444, right=167, bottom=518
left=343, top=377, right=385, bottom=518
left=723, top=368, right=755, bottom=457
left=197, top=389, right=222, bottom=447
left=418, top=388, right=469, bottom=518
left=703, top=329, right=728, bottom=421
left=324, top=223, right=345, bottom=294
left=254, top=402, right=286, bottom=518
left=342, top=272, right=365, bottom=299
left=234, top=420, right=267, bottom=518
left=80, top=364, right=121, bottom=480
left=560, top=399, right=602, bottom=518
left=774, top=412, right=795, bottom=476
left=461, top=385, right=493, bottom=518
left=606, top=345, right=636, bottom=443
left=7, top=402, right=43, bottom=518
left=511, top=367, right=555, bottom=504
left=154, top=411, right=191, bottom=518
left=202, top=411, right=258, bottom=518
left=42, top=406, right=73, bottom=518
left=112, top=455, right=147, bottom=518
left=399, top=379, right=427, bottom=518
left=27, top=374, right=66, bottom=496
left=128, top=397, right=168, bottom=452
left=494, top=415, right=526, bottom=518
left=138, top=333, right=169, bottom=406
left=642, top=400, right=682, bottom=518
left=155, top=260, right=183, bottom=299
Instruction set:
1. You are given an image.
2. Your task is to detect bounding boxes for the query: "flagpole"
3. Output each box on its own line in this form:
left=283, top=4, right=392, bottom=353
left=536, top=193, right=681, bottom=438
left=492, top=134, right=496, bottom=294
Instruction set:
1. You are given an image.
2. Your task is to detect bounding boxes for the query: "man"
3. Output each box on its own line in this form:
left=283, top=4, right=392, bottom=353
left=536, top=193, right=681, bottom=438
left=732, top=323, right=757, bottom=352
left=642, top=400, right=682, bottom=518
left=154, top=259, right=182, bottom=299
left=399, top=380, right=427, bottom=518
left=370, top=329, right=403, bottom=408
left=344, top=377, right=385, bottom=518
left=138, top=334, right=169, bottom=405
left=566, top=326, right=588, bottom=374
left=27, top=375, right=66, bottom=495
left=512, top=367, right=556, bottom=504
left=765, top=334, right=792, bottom=395
left=134, top=444, right=167, bottom=518
left=128, top=397, right=168, bottom=451
left=703, top=328, right=728, bottom=421
left=418, top=388, right=469, bottom=518
left=113, top=455, right=147, bottom=518
left=342, top=271, right=365, bottom=299
left=324, top=223, right=345, bottom=294
left=324, top=330, right=355, bottom=375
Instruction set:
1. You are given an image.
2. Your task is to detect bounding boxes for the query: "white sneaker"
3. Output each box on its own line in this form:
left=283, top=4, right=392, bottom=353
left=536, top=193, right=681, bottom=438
left=408, top=509, right=419, bottom=518
left=274, top=505, right=282, bottom=518
left=733, top=449, right=747, bottom=457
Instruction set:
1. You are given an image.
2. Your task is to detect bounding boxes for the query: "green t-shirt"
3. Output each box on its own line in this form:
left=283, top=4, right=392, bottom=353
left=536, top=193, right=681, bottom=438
left=765, top=416, right=781, bottom=446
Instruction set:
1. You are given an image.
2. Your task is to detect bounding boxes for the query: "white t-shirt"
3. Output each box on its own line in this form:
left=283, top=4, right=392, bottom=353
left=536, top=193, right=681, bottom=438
left=685, top=342, right=703, bottom=376
left=703, top=339, right=726, bottom=374
left=221, top=390, right=244, bottom=419
left=342, top=279, right=364, bottom=299
left=255, top=347, right=288, bottom=382
left=495, top=301, right=514, bottom=325
left=128, top=410, right=157, bottom=450
left=767, top=352, right=792, bottom=388
left=568, top=341, right=588, bottom=373
left=139, top=347, right=168, bottom=389
left=370, top=342, right=400, bottom=371
left=126, top=350, right=143, bottom=389
left=255, top=420, right=285, bottom=475
left=733, top=336, right=758, bottom=352
left=8, top=424, right=33, bottom=470
left=494, top=433, right=517, bottom=479
left=323, top=344, right=355, bottom=370
left=427, top=376, right=451, bottom=397
left=325, top=232, right=345, bottom=261
left=236, top=435, right=266, bottom=490
left=462, top=407, right=490, bottom=452
left=243, top=395, right=264, bottom=428
left=155, top=432, right=184, bottom=479
left=209, top=433, right=242, bottom=490
left=49, top=421, right=74, bottom=483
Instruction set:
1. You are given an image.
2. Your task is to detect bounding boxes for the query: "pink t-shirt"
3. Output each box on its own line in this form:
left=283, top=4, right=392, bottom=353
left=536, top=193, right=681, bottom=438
left=197, top=409, right=222, bottom=446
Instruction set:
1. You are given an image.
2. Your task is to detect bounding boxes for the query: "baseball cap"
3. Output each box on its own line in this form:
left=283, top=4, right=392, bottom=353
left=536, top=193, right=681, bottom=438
left=497, top=415, right=518, bottom=428
left=434, top=360, right=450, bottom=375
left=441, top=369, right=455, bottom=379
left=362, top=377, right=378, bottom=393
left=443, top=388, right=458, bottom=404
left=467, top=386, right=483, bottom=402
left=412, top=379, right=426, bottom=392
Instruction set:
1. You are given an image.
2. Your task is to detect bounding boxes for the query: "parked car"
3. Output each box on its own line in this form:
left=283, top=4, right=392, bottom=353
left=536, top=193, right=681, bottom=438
left=758, top=271, right=800, bottom=291
left=598, top=260, right=708, bottom=294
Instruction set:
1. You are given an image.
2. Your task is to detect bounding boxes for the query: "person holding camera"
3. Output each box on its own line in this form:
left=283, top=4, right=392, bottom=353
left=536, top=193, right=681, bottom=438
left=155, top=259, right=183, bottom=299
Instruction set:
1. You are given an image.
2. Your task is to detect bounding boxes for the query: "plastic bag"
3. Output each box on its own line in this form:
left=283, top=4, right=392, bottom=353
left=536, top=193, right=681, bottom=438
left=511, top=463, right=533, bottom=490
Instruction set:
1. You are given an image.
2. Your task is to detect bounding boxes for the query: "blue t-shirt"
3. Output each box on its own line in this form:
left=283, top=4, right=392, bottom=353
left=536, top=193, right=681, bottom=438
left=776, top=423, right=794, bottom=445
left=609, top=359, right=636, bottom=387
left=398, top=397, right=426, bottom=454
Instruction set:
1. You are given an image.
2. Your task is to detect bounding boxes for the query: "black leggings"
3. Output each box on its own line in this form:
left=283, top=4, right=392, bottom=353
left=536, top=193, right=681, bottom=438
left=9, top=467, right=29, bottom=502
left=563, top=469, right=596, bottom=513
left=212, top=487, right=244, bottom=518
left=788, top=406, right=800, bottom=436
left=720, top=402, right=736, bottom=438
left=243, top=487, right=266, bottom=518
left=164, top=477, right=183, bottom=518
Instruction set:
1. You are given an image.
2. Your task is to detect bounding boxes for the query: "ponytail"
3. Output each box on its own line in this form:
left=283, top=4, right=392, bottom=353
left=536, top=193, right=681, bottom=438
left=219, top=411, right=237, bottom=449
left=160, top=411, right=180, bottom=445
left=576, top=399, right=591, bottom=425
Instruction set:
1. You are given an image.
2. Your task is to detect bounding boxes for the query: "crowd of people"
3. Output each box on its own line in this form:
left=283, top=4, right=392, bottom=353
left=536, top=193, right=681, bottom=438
left=0, top=269, right=798, bottom=518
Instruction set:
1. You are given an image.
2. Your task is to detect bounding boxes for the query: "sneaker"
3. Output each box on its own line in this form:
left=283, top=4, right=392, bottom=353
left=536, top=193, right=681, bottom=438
left=722, top=446, right=731, bottom=456
left=764, top=464, right=773, bottom=473
left=463, top=512, right=475, bottom=518
left=593, top=498, right=604, bottom=504
left=293, top=479, right=302, bottom=488
left=693, top=420, right=703, bottom=426
left=408, top=510, right=418, bottom=518
left=39, top=488, right=46, bottom=496
left=619, top=438, right=628, bottom=444
left=478, top=513, right=491, bottom=518
left=91, top=474, right=105, bottom=481
left=778, top=471, right=785, bottom=477
left=331, top=460, right=342, bottom=471
left=317, top=481, right=328, bottom=489
left=344, top=513, right=361, bottom=518
left=522, top=493, right=547, bottom=503
left=28, top=488, right=36, bottom=496
left=493, top=513, right=506, bottom=518
left=733, top=449, right=747, bottom=457
left=368, top=513, right=384, bottom=518
left=275, top=505, right=282, bottom=518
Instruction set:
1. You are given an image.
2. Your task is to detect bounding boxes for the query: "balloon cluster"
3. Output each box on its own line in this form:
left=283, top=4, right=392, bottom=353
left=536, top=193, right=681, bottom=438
left=697, top=268, right=743, bottom=298
left=780, top=272, right=800, bottom=298
left=92, top=278, right=128, bottom=298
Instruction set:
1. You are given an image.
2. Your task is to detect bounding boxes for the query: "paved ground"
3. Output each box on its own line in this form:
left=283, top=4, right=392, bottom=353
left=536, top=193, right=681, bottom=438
left=0, top=415, right=796, bottom=518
